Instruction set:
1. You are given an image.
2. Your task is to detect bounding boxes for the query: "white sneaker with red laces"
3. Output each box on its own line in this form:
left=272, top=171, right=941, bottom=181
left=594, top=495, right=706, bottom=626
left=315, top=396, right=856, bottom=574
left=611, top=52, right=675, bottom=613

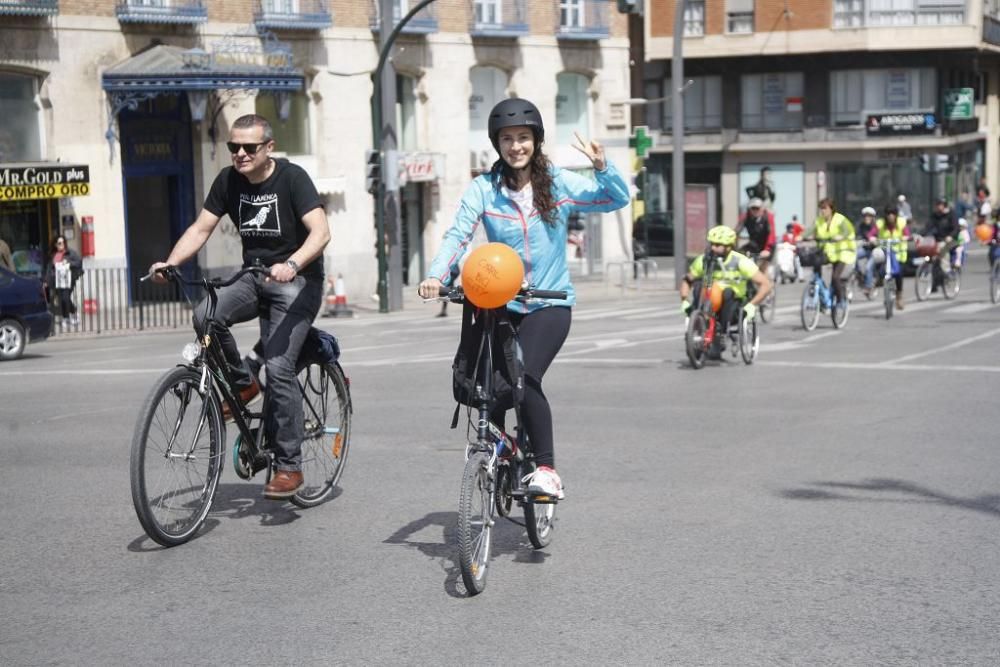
left=523, top=466, right=565, bottom=500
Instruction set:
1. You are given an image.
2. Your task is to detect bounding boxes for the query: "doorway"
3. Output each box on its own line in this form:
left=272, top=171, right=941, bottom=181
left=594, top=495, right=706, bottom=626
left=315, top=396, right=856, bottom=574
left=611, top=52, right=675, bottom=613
left=400, top=182, right=425, bottom=286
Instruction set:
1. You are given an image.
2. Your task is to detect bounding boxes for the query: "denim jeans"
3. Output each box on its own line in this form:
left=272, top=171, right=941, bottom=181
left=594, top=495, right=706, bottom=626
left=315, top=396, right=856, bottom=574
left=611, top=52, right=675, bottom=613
left=193, top=272, right=323, bottom=471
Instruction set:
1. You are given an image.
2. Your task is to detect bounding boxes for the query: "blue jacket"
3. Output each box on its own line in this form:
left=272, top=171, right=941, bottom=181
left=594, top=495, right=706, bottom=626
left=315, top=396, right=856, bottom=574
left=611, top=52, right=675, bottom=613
left=427, top=162, right=630, bottom=312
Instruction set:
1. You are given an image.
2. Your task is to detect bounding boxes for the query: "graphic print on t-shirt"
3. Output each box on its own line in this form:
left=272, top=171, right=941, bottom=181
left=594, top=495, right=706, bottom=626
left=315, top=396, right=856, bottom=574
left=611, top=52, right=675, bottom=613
left=238, top=194, right=281, bottom=237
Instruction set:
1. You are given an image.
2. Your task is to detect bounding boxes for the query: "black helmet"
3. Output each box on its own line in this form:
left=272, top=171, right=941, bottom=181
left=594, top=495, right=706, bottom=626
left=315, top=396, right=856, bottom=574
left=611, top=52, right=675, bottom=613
left=884, top=204, right=898, bottom=215
left=488, top=98, right=544, bottom=151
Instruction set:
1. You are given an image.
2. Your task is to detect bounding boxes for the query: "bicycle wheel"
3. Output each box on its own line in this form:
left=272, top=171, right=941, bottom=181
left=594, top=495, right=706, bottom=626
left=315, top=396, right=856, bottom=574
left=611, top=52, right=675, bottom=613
left=831, top=292, right=849, bottom=329
left=800, top=284, right=820, bottom=331
left=291, top=362, right=353, bottom=508
left=883, top=278, right=895, bottom=320
left=992, top=261, right=1000, bottom=304
left=739, top=309, right=759, bottom=364
left=130, top=366, right=224, bottom=547
left=914, top=263, right=932, bottom=301
left=759, top=281, right=775, bottom=323
left=458, top=452, right=494, bottom=595
left=942, top=267, right=960, bottom=300
left=685, top=311, right=709, bottom=369
left=524, top=479, right=556, bottom=550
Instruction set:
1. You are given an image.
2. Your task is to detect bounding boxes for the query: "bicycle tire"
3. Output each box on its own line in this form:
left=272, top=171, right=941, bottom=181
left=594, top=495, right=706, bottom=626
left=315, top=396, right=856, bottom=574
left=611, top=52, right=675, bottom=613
left=130, top=366, right=224, bottom=547
left=942, top=268, right=960, bottom=300
left=800, top=285, right=820, bottom=331
left=524, top=494, right=556, bottom=549
left=685, top=311, right=709, bottom=369
left=914, top=263, right=932, bottom=301
left=291, top=362, right=353, bottom=508
left=884, top=279, right=894, bottom=320
left=831, top=293, right=849, bottom=329
left=458, top=452, right=493, bottom=595
left=739, top=309, right=759, bottom=365
left=759, top=281, right=775, bottom=323
left=992, top=261, right=1000, bottom=304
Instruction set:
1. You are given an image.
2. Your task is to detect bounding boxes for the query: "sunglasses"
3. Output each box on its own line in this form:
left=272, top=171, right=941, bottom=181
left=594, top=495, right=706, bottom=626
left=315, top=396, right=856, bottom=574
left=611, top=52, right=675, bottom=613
left=226, top=141, right=268, bottom=155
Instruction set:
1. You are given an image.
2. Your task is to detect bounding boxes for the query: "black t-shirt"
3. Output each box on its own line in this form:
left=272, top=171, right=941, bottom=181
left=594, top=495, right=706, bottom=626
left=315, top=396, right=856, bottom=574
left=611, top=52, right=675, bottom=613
left=204, top=158, right=323, bottom=277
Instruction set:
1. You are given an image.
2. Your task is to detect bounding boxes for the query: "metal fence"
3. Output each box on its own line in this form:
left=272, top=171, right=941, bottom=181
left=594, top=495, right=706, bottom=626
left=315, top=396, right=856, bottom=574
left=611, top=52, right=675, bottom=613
left=49, top=267, right=195, bottom=337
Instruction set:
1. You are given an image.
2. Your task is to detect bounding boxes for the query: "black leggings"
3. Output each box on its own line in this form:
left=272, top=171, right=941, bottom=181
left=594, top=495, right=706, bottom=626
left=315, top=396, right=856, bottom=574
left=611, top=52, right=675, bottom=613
left=815, top=261, right=847, bottom=303
left=491, top=306, right=571, bottom=469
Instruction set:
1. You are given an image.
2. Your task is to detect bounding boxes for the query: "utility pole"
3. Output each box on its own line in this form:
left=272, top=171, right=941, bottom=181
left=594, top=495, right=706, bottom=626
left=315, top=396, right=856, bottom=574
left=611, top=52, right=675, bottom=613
left=672, top=0, right=686, bottom=290
left=372, top=0, right=437, bottom=312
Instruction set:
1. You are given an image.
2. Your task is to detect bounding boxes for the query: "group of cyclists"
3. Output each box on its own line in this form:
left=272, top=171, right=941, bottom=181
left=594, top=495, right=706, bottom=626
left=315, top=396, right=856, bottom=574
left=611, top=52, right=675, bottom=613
left=677, top=192, right=990, bottom=354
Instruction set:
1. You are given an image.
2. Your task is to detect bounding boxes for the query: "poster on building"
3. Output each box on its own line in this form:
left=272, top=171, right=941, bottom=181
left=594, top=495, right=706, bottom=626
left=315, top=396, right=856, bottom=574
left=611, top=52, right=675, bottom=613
left=886, top=70, right=910, bottom=109
left=763, top=74, right=785, bottom=115
left=942, top=88, right=974, bottom=120
left=0, top=164, right=90, bottom=202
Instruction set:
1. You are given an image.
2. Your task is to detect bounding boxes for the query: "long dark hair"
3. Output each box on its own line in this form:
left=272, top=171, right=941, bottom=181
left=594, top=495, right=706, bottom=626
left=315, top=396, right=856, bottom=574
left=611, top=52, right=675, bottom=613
left=491, top=138, right=557, bottom=225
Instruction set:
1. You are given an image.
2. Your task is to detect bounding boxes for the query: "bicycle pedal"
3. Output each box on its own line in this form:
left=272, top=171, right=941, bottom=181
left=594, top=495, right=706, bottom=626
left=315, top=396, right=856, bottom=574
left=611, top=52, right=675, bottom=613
left=526, top=493, right=559, bottom=505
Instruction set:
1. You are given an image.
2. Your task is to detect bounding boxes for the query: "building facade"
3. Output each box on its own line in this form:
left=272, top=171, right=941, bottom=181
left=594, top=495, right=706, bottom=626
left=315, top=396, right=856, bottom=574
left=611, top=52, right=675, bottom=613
left=637, top=0, right=1000, bottom=237
left=0, top=0, right=631, bottom=304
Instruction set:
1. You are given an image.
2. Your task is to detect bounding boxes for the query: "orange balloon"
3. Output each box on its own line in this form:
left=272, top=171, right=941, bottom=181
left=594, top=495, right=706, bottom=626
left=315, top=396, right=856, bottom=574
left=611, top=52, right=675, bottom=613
left=976, top=223, right=993, bottom=244
left=709, top=282, right=724, bottom=313
left=461, top=242, right=525, bottom=309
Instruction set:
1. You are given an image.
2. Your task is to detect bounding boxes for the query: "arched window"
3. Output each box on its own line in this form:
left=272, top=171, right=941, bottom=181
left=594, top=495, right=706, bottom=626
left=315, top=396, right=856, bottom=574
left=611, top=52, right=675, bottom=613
left=256, top=91, right=311, bottom=155
left=469, top=66, right=508, bottom=156
left=556, top=72, right=589, bottom=144
left=0, top=73, right=42, bottom=162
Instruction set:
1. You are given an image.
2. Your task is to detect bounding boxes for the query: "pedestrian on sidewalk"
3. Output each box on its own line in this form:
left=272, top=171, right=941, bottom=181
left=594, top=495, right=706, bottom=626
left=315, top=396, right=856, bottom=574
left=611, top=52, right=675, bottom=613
left=44, top=235, right=83, bottom=328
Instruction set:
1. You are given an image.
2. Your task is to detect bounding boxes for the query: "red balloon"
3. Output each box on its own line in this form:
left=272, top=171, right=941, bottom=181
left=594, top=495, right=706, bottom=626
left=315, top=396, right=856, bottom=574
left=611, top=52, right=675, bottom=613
left=461, top=243, right=525, bottom=309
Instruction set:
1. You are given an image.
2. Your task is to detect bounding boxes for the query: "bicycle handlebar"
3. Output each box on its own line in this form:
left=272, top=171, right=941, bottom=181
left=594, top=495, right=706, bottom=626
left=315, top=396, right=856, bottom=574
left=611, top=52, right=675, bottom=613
left=432, top=285, right=569, bottom=304
left=142, top=264, right=271, bottom=289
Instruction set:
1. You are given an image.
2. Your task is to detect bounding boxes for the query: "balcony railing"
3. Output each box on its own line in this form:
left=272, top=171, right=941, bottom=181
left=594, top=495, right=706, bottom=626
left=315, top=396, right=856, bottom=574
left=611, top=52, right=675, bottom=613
left=985, top=14, right=1000, bottom=45
left=0, top=0, right=58, bottom=16
left=469, top=0, right=529, bottom=38
left=370, top=0, right=438, bottom=34
left=255, top=0, right=332, bottom=31
left=115, top=0, right=207, bottom=24
left=555, top=0, right=610, bottom=41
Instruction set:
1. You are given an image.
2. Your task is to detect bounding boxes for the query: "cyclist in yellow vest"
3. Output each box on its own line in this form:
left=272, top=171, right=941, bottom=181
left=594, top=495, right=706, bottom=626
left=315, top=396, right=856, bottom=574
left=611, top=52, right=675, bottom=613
left=864, top=204, right=910, bottom=309
left=680, top=225, right=772, bottom=356
left=806, top=198, right=856, bottom=307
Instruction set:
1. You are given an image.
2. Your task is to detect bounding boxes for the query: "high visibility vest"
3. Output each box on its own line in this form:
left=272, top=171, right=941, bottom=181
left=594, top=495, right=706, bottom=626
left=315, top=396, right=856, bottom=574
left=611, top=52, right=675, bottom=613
left=815, top=212, right=857, bottom=264
left=691, top=250, right=758, bottom=299
left=874, top=217, right=908, bottom=263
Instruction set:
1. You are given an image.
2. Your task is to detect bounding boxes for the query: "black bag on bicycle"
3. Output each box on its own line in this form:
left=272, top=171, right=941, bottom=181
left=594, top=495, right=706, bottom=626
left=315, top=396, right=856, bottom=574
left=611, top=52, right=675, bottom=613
left=452, top=301, right=523, bottom=410
left=299, top=326, right=341, bottom=366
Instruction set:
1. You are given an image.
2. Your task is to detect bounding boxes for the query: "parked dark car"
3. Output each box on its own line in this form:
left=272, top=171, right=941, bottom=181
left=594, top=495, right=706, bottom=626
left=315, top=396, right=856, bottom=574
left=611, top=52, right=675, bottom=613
left=0, top=266, right=52, bottom=360
left=632, top=211, right=674, bottom=258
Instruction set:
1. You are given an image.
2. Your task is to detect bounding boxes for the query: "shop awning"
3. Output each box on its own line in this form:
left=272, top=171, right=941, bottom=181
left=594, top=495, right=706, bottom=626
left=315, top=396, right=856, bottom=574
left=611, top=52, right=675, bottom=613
left=0, top=163, right=91, bottom=202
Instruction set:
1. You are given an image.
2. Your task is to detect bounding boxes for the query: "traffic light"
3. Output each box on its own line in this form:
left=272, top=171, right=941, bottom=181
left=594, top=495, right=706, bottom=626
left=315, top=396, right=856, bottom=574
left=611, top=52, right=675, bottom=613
left=935, top=154, right=950, bottom=172
left=616, top=0, right=642, bottom=13
left=633, top=166, right=647, bottom=201
left=920, top=153, right=931, bottom=173
left=365, top=149, right=381, bottom=195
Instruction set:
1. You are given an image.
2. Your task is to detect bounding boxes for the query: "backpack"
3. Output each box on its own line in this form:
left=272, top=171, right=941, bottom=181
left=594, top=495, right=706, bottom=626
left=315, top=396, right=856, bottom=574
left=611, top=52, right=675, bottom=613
left=451, top=301, right=523, bottom=427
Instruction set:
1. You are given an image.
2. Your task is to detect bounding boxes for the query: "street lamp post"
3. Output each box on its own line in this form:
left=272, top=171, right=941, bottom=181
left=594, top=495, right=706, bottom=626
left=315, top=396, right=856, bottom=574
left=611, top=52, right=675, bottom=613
left=672, top=0, right=686, bottom=290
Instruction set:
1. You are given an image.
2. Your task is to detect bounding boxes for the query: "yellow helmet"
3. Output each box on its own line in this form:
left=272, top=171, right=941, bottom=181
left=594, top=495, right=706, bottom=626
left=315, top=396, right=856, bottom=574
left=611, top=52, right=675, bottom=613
left=707, top=225, right=736, bottom=246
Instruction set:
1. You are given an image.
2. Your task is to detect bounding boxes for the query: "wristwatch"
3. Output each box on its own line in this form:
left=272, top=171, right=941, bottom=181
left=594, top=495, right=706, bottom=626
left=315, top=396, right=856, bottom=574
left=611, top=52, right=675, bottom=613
left=285, top=259, right=300, bottom=273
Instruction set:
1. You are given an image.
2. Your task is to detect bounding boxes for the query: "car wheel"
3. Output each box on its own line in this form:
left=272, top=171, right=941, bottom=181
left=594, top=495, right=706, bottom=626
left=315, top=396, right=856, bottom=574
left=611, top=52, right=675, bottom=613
left=0, top=318, right=26, bottom=361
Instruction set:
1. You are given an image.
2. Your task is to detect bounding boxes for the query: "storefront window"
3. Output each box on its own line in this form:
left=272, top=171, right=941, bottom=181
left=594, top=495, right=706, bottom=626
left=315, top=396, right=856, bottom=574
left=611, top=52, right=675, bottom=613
left=0, top=73, right=42, bottom=162
left=556, top=72, right=590, bottom=144
left=256, top=91, right=310, bottom=155
left=829, top=161, right=929, bottom=222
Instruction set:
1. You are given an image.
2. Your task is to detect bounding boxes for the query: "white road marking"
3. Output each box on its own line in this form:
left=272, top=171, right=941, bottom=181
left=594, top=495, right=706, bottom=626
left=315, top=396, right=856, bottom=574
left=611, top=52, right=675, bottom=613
left=882, top=326, right=1000, bottom=365
left=941, top=302, right=995, bottom=315
left=758, top=360, right=1000, bottom=373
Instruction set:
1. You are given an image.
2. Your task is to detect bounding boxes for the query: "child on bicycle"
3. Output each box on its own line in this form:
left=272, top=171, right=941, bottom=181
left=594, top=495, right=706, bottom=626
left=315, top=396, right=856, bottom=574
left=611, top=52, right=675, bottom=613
left=417, top=98, right=629, bottom=500
left=679, top=225, right=772, bottom=357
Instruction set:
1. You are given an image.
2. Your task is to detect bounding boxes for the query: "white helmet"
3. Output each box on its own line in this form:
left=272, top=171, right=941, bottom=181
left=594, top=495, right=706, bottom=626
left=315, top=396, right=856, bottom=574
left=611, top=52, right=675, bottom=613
left=861, top=206, right=876, bottom=217
left=958, top=217, right=968, bottom=228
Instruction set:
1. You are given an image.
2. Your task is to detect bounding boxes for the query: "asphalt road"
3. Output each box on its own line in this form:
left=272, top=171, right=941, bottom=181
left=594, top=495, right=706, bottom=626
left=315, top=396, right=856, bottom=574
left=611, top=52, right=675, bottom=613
left=1, top=254, right=998, bottom=665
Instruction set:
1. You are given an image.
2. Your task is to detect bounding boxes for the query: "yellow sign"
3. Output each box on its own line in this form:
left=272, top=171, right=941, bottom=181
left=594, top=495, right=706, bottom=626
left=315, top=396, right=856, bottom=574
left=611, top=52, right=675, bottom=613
left=0, top=181, right=91, bottom=202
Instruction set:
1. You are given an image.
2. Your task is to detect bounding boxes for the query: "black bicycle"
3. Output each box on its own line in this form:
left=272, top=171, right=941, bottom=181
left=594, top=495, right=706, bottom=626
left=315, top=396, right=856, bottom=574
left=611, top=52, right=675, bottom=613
left=431, top=284, right=566, bottom=595
left=130, top=266, right=352, bottom=547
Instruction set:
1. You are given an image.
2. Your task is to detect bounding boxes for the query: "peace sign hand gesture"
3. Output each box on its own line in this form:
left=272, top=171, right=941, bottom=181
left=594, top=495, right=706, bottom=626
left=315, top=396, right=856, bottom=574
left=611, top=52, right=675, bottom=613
left=573, top=131, right=606, bottom=172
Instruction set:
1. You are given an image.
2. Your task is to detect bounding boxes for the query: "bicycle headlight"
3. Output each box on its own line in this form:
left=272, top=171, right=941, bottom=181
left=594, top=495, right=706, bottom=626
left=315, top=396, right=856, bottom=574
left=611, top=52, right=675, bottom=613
left=181, top=342, right=201, bottom=363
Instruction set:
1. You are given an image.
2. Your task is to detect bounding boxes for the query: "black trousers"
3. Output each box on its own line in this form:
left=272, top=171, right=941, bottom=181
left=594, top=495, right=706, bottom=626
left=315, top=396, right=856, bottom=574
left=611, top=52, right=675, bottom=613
left=491, top=306, right=571, bottom=468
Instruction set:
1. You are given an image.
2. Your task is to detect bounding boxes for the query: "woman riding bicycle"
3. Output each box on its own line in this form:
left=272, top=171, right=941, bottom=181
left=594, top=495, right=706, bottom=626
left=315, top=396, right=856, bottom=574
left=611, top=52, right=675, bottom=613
left=806, top=198, right=856, bottom=307
left=417, top=98, right=629, bottom=500
left=864, top=204, right=910, bottom=308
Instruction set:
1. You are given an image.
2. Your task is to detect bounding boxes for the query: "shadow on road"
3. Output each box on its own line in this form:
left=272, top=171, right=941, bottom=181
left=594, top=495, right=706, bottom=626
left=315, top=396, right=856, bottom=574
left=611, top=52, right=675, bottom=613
left=384, top=510, right=546, bottom=598
left=781, top=478, right=1000, bottom=517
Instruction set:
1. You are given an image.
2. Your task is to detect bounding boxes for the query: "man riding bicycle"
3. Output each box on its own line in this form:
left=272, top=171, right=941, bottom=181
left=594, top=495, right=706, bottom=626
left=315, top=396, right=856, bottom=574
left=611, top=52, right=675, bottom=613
left=922, top=197, right=960, bottom=274
left=680, top=225, right=772, bottom=357
left=864, top=204, right=911, bottom=309
left=150, top=114, right=330, bottom=500
left=735, top=197, right=775, bottom=274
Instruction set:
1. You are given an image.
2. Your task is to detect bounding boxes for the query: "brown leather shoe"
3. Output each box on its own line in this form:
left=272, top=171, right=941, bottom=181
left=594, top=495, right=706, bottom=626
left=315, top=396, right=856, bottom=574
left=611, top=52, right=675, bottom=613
left=222, top=378, right=260, bottom=422
left=264, top=470, right=304, bottom=499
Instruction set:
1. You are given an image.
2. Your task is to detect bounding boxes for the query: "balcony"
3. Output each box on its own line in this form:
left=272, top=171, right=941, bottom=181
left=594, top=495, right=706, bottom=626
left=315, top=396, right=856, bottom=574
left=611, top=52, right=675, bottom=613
left=985, top=14, right=1000, bottom=45
left=255, top=0, right=332, bottom=31
left=116, top=0, right=207, bottom=25
left=0, top=0, right=58, bottom=16
left=370, top=0, right=438, bottom=35
left=469, top=0, right=529, bottom=38
left=555, top=0, right=610, bottom=41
